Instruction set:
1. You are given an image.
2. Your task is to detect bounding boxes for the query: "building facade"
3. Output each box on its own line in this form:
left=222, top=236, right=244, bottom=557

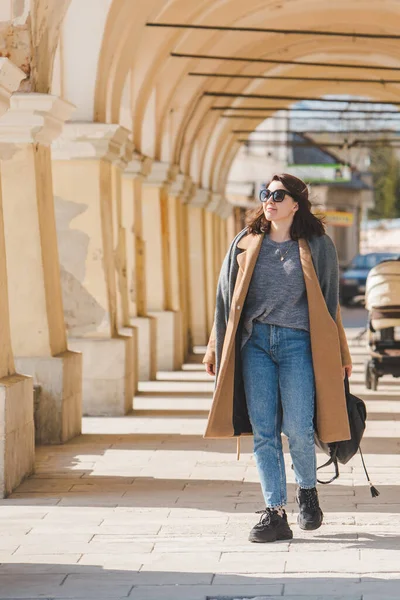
left=0, top=0, right=398, bottom=495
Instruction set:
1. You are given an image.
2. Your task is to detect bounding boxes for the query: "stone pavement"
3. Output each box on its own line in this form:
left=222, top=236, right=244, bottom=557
left=0, top=321, right=400, bottom=599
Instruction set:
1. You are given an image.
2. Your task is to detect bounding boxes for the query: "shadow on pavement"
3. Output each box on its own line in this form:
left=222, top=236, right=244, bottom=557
left=4, top=476, right=400, bottom=514
left=0, top=563, right=399, bottom=599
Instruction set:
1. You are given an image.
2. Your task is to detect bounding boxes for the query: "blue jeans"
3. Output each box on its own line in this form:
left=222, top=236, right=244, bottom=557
left=241, top=322, right=316, bottom=508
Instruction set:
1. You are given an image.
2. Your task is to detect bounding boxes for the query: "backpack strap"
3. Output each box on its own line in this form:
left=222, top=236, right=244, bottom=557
left=359, top=446, right=380, bottom=497
left=317, top=447, right=339, bottom=484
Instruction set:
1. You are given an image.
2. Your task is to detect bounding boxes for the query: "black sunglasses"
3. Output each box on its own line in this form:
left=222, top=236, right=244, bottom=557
left=259, top=188, right=292, bottom=203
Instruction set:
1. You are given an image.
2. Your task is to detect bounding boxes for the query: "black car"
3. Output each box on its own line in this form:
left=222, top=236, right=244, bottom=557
left=340, top=252, right=400, bottom=306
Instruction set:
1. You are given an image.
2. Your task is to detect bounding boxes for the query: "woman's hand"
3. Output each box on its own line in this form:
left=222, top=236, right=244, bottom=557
left=343, top=364, right=352, bottom=379
left=205, top=362, right=215, bottom=376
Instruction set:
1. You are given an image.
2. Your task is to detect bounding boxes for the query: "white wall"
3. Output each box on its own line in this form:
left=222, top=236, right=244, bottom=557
left=61, top=0, right=113, bottom=120
left=0, top=2, right=11, bottom=21
left=227, top=114, right=288, bottom=200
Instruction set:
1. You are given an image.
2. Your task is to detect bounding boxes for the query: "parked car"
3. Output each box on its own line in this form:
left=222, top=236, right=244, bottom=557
left=340, top=252, right=400, bottom=306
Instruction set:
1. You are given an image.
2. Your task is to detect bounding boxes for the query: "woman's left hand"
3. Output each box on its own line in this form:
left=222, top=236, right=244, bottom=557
left=343, top=364, right=352, bottom=379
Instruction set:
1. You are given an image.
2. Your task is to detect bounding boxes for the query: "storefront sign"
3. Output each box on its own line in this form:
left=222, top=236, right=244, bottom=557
left=319, top=210, right=354, bottom=227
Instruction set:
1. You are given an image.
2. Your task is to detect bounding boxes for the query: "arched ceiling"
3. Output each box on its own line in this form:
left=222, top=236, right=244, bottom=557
left=69, top=0, right=400, bottom=193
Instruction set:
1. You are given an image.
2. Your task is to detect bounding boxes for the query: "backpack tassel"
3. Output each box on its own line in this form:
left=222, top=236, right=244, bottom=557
left=369, top=483, right=380, bottom=499
left=359, top=447, right=380, bottom=498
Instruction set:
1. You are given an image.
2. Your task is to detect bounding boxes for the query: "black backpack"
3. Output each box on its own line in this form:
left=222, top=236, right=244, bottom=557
left=315, top=376, right=379, bottom=497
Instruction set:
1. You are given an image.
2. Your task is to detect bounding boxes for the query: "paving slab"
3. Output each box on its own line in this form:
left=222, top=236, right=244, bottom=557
left=0, top=335, right=398, bottom=599
left=128, top=583, right=284, bottom=600
left=0, top=574, right=65, bottom=598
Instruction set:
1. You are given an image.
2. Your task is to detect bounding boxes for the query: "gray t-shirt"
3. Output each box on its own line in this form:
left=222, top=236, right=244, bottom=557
left=241, top=234, right=309, bottom=347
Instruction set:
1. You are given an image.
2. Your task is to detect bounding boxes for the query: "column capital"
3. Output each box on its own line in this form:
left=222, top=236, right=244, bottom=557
left=118, top=137, right=135, bottom=169
left=123, top=151, right=153, bottom=179
left=169, top=174, right=192, bottom=199
left=183, top=182, right=197, bottom=204
left=51, top=122, right=130, bottom=161
left=0, top=59, right=26, bottom=117
left=218, top=198, right=234, bottom=219
left=189, top=187, right=211, bottom=208
left=0, top=93, right=75, bottom=145
left=206, top=192, right=223, bottom=213
left=143, top=161, right=178, bottom=188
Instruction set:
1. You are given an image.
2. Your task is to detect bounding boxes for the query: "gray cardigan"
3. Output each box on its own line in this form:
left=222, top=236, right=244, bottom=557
left=213, top=229, right=339, bottom=380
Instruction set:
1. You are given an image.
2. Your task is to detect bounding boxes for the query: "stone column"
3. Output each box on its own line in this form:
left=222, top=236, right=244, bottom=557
left=227, top=211, right=237, bottom=245
left=204, top=194, right=233, bottom=337
left=204, top=193, right=222, bottom=335
left=122, top=153, right=157, bottom=381
left=51, top=123, right=135, bottom=416
left=0, top=60, right=35, bottom=496
left=141, top=161, right=182, bottom=371
left=167, top=174, right=194, bottom=363
left=0, top=92, right=82, bottom=447
left=110, top=137, right=139, bottom=394
left=186, top=188, right=209, bottom=347
left=218, top=197, right=234, bottom=254
left=180, top=183, right=196, bottom=358
left=111, top=143, right=130, bottom=331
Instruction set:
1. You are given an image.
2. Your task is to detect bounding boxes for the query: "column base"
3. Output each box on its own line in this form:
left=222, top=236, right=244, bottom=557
left=130, top=316, right=157, bottom=381
left=148, top=310, right=183, bottom=371
left=15, top=351, right=82, bottom=445
left=68, top=335, right=134, bottom=416
left=0, top=374, right=35, bottom=498
left=119, top=326, right=139, bottom=393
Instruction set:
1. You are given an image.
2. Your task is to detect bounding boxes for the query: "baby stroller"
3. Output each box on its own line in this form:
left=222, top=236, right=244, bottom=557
left=364, top=258, right=400, bottom=390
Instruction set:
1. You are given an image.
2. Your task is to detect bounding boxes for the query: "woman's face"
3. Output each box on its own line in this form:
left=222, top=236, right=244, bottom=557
left=263, top=180, right=299, bottom=223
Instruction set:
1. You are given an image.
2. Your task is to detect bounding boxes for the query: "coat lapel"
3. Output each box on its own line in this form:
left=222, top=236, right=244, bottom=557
left=219, top=233, right=263, bottom=367
left=236, top=232, right=263, bottom=277
left=204, top=232, right=263, bottom=438
left=299, top=239, right=350, bottom=442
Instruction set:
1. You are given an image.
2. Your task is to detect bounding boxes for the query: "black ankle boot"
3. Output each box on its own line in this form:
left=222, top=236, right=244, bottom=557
left=249, top=508, right=293, bottom=543
left=296, top=487, right=323, bottom=531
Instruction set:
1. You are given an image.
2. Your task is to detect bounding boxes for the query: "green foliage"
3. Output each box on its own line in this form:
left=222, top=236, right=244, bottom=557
left=369, top=145, right=400, bottom=219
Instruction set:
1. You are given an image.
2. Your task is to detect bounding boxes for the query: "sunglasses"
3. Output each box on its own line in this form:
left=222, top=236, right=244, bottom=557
left=259, top=188, right=292, bottom=203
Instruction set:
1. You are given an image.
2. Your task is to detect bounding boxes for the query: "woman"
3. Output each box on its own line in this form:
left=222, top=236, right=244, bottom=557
left=203, top=173, right=352, bottom=543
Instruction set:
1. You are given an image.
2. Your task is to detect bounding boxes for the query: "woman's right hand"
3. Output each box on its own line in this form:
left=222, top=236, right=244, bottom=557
left=205, top=362, right=215, bottom=376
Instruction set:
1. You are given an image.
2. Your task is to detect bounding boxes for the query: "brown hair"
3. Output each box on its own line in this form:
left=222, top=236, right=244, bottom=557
left=246, top=173, right=325, bottom=240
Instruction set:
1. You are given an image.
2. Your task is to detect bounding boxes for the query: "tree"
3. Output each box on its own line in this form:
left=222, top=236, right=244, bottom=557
left=369, top=145, right=400, bottom=219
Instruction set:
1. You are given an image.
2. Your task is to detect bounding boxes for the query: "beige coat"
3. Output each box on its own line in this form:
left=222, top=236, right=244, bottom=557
left=203, top=232, right=352, bottom=444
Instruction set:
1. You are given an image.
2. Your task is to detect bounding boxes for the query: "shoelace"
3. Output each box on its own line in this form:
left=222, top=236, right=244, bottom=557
left=255, top=508, right=273, bottom=526
left=255, top=507, right=284, bottom=525
left=299, top=488, right=319, bottom=509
